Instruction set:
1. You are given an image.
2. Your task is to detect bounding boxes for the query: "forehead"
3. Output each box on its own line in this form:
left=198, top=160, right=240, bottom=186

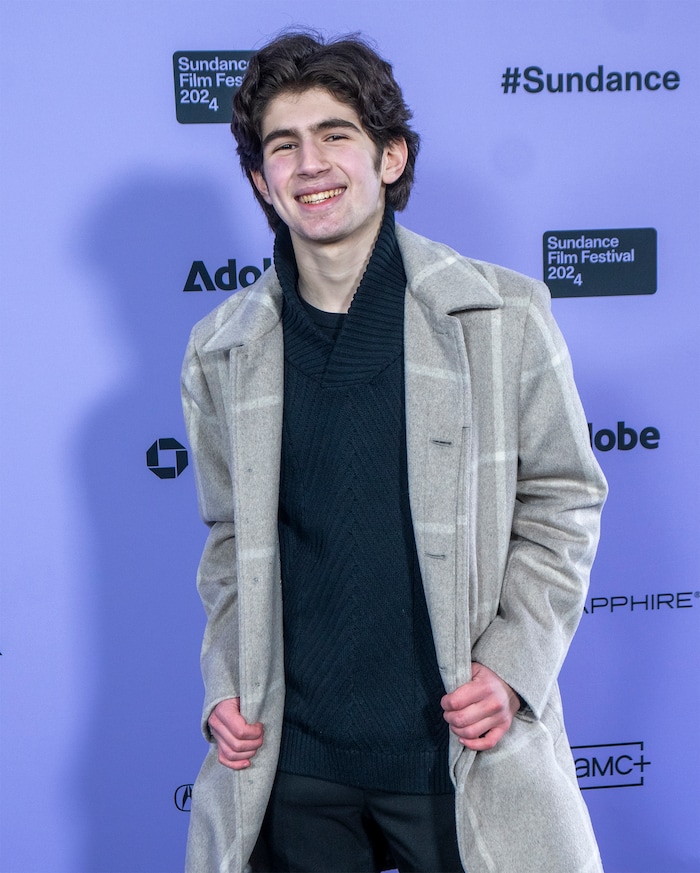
left=259, top=87, right=364, bottom=138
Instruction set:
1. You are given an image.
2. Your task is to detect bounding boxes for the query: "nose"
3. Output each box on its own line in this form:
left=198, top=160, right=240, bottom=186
left=296, top=138, right=329, bottom=176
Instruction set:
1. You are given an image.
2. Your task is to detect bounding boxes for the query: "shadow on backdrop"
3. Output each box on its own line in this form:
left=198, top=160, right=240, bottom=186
left=72, top=171, right=258, bottom=872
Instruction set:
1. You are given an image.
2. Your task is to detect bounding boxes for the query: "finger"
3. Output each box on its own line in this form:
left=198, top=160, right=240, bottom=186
left=210, top=718, right=264, bottom=751
left=218, top=743, right=259, bottom=761
left=213, top=729, right=264, bottom=753
left=229, top=719, right=265, bottom=741
left=215, top=732, right=264, bottom=768
left=458, top=723, right=509, bottom=751
left=450, top=718, right=505, bottom=742
left=220, top=759, right=251, bottom=771
left=217, top=746, right=258, bottom=770
left=209, top=710, right=264, bottom=742
left=445, top=698, right=515, bottom=735
left=441, top=685, right=482, bottom=712
left=442, top=670, right=501, bottom=712
left=442, top=694, right=506, bottom=729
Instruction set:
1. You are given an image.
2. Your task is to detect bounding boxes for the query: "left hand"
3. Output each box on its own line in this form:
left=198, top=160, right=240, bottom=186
left=441, top=662, right=521, bottom=751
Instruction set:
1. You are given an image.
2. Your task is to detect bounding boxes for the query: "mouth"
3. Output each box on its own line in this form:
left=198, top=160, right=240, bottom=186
left=296, top=187, right=345, bottom=205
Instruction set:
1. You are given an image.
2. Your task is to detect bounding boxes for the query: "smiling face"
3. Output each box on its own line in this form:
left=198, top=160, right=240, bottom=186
left=251, top=88, right=407, bottom=257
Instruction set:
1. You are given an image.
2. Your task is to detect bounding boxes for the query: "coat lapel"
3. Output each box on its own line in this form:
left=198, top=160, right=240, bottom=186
left=398, top=225, right=501, bottom=693
left=403, top=289, right=470, bottom=693
left=204, top=270, right=286, bottom=721
left=398, top=225, right=503, bottom=789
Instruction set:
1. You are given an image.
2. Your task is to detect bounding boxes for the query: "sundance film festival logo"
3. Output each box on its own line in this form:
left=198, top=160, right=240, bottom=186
left=501, top=65, right=680, bottom=94
left=174, top=51, right=255, bottom=123
left=543, top=229, right=657, bottom=298
left=572, top=742, right=650, bottom=790
left=147, top=438, right=188, bottom=479
left=174, top=784, right=193, bottom=811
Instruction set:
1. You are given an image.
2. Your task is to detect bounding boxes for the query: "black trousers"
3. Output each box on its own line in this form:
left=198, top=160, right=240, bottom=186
left=252, top=772, right=465, bottom=873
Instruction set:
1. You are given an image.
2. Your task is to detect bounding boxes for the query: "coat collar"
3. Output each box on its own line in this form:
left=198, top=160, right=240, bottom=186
left=200, top=269, right=283, bottom=354
left=200, top=223, right=502, bottom=354
left=395, top=224, right=503, bottom=315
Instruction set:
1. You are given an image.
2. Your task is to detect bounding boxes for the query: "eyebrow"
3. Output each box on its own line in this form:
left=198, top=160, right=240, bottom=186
left=261, top=117, right=362, bottom=149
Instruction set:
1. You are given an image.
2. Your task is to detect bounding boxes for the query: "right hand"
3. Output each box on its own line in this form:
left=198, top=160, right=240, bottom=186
left=208, top=698, right=264, bottom=770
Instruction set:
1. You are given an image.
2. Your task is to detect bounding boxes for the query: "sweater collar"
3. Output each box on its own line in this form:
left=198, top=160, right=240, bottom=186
left=201, top=222, right=502, bottom=356
left=274, top=208, right=408, bottom=386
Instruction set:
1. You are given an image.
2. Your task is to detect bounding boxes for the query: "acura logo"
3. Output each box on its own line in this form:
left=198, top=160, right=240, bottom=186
left=174, top=783, right=193, bottom=812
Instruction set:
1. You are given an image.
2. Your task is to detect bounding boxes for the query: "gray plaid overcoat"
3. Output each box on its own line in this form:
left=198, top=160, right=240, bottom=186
left=181, top=225, right=607, bottom=873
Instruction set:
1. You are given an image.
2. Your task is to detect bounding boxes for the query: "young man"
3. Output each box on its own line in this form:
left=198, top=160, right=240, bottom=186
left=182, top=31, right=607, bottom=873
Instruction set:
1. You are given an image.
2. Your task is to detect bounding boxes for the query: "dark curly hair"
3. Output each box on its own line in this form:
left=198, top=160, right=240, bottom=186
left=231, top=30, right=420, bottom=230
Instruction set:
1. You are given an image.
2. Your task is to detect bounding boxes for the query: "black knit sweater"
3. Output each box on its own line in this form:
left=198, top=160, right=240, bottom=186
left=275, top=210, right=450, bottom=794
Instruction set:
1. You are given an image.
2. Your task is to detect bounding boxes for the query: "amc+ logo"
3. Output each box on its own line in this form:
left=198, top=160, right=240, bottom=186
left=147, top=438, right=189, bottom=479
left=572, top=742, right=650, bottom=789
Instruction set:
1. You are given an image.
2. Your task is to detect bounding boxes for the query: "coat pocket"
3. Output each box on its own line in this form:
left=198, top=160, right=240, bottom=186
left=457, top=714, right=602, bottom=873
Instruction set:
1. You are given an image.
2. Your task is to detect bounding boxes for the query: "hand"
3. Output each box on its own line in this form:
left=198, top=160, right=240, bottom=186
left=208, top=698, right=264, bottom=770
left=441, top=662, right=520, bottom=751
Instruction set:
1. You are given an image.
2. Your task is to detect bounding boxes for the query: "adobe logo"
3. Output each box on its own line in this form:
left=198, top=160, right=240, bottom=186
left=587, top=421, right=660, bottom=452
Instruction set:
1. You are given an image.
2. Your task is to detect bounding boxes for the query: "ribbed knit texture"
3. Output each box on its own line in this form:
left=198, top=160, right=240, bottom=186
left=275, top=209, right=450, bottom=794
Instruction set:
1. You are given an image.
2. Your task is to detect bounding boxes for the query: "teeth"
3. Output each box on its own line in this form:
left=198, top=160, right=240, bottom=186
left=298, top=188, right=343, bottom=204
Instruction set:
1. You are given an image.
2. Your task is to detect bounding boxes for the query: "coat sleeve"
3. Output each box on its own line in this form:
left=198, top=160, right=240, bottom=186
left=470, top=279, right=607, bottom=720
left=181, top=332, right=240, bottom=741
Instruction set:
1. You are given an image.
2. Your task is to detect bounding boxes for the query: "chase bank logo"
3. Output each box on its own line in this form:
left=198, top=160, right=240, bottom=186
left=147, top=438, right=189, bottom=479
left=174, top=783, right=193, bottom=812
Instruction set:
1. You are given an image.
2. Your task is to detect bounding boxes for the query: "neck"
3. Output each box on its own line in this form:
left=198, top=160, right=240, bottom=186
left=291, top=214, right=384, bottom=314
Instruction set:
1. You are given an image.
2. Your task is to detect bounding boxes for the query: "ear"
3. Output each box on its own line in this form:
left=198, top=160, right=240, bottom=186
left=250, top=169, right=272, bottom=204
left=381, top=138, right=409, bottom=185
